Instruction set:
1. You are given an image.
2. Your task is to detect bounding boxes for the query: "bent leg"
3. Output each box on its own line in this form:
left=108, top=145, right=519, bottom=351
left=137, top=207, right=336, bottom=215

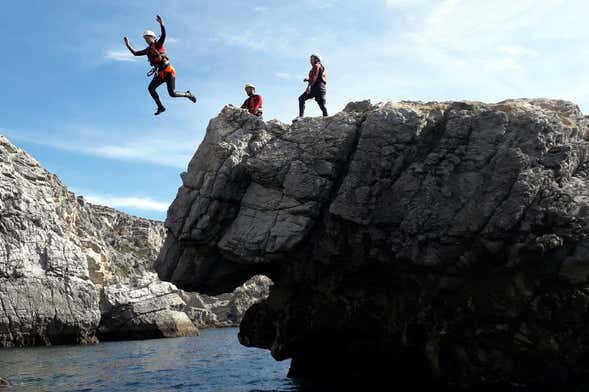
left=299, top=92, right=312, bottom=117
left=148, top=76, right=166, bottom=109
left=315, top=90, right=328, bottom=116
left=165, top=74, right=190, bottom=98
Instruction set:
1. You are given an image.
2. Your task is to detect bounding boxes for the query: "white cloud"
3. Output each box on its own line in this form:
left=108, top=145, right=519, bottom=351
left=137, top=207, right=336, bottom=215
left=105, top=50, right=136, bottom=62
left=385, top=0, right=430, bottom=8
left=0, top=128, right=196, bottom=169
left=275, top=72, right=293, bottom=80
left=497, top=45, right=537, bottom=58
left=88, top=141, right=192, bottom=168
left=82, top=193, right=170, bottom=212
left=305, top=0, right=337, bottom=9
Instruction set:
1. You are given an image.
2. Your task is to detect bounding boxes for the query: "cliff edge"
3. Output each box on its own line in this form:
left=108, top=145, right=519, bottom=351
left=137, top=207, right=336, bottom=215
left=156, top=99, right=589, bottom=388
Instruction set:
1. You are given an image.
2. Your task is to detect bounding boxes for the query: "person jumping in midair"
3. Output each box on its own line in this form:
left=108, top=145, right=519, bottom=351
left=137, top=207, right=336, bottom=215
left=124, top=15, right=196, bottom=115
left=296, top=53, right=328, bottom=120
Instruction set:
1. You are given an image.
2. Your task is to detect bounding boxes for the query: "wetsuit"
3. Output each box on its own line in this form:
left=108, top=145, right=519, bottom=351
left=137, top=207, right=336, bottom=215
left=127, top=24, right=193, bottom=110
left=299, top=63, right=327, bottom=117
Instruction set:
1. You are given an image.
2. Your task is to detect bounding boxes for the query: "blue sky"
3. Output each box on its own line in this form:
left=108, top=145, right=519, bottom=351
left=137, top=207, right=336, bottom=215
left=2, top=0, right=588, bottom=220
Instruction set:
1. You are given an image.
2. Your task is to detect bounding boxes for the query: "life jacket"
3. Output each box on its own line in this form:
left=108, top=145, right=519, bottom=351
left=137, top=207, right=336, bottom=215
left=243, top=94, right=263, bottom=116
left=318, top=64, right=328, bottom=84
left=311, top=64, right=328, bottom=88
left=147, top=41, right=169, bottom=68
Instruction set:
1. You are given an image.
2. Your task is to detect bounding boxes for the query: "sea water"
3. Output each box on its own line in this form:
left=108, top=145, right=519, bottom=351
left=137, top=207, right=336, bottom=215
left=0, top=328, right=297, bottom=392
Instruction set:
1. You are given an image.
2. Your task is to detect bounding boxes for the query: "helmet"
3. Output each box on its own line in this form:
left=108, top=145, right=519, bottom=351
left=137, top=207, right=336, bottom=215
left=244, top=83, right=256, bottom=90
left=143, top=30, right=156, bottom=38
left=310, top=53, right=322, bottom=63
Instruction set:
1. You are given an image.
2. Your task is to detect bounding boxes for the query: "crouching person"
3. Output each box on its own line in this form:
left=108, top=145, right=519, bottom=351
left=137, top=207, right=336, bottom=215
left=241, top=83, right=263, bottom=118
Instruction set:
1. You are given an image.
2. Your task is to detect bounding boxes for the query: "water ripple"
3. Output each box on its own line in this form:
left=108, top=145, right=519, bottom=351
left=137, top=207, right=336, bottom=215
left=0, top=328, right=296, bottom=392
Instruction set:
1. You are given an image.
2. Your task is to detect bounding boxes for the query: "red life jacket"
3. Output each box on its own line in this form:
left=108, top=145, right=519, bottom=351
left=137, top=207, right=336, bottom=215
left=309, top=64, right=328, bottom=86
left=242, top=94, right=263, bottom=116
left=147, top=41, right=168, bottom=67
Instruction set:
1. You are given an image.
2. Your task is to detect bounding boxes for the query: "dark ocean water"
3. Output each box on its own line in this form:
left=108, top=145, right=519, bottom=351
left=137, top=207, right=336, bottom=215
left=0, top=328, right=299, bottom=392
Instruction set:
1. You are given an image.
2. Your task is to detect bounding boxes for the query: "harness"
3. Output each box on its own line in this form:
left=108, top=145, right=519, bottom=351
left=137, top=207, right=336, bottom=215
left=146, top=41, right=169, bottom=77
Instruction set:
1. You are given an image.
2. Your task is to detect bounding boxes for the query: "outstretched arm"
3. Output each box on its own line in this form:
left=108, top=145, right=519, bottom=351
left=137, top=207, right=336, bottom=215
left=124, top=37, right=147, bottom=56
left=156, top=15, right=166, bottom=46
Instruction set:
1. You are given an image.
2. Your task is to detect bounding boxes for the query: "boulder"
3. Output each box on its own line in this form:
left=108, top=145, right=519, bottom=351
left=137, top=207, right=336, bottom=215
left=97, top=277, right=198, bottom=340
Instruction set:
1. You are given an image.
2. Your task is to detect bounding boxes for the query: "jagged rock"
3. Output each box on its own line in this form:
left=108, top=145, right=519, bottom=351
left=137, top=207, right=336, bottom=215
left=181, top=275, right=272, bottom=328
left=0, top=136, right=101, bottom=346
left=0, top=134, right=271, bottom=346
left=97, top=276, right=197, bottom=340
left=0, top=135, right=185, bottom=346
left=157, top=101, right=589, bottom=388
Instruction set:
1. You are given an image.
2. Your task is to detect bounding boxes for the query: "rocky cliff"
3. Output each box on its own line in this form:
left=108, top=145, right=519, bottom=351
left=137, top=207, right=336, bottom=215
left=156, top=100, right=589, bottom=388
left=0, top=135, right=270, bottom=347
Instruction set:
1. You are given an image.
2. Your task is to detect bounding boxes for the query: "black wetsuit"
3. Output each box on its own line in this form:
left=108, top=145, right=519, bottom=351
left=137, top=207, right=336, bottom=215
left=127, top=24, right=193, bottom=110
left=148, top=65, right=191, bottom=110
left=299, top=64, right=327, bottom=117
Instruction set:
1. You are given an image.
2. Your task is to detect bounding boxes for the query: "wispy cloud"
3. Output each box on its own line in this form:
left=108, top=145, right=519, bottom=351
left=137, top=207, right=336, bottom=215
left=87, top=141, right=193, bottom=168
left=275, top=72, right=293, bottom=80
left=82, top=193, right=170, bottom=212
left=105, top=50, right=136, bottom=62
left=0, top=127, right=196, bottom=169
left=385, top=0, right=429, bottom=7
left=208, top=0, right=585, bottom=109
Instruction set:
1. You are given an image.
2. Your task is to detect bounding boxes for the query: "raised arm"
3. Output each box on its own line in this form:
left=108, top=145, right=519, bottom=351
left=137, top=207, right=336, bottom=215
left=156, top=15, right=166, bottom=46
left=123, top=37, right=147, bottom=56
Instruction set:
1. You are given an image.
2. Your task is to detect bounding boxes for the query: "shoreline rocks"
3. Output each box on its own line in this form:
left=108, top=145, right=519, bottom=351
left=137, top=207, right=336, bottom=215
left=97, top=278, right=198, bottom=341
left=0, top=135, right=270, bottom=347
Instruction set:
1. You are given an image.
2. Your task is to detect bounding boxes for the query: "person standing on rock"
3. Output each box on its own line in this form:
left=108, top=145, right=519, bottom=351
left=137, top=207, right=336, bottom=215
left=241, top=83, right=263, bottom=118
left=123, top=15, right=197, bottom=115
left=296, top=53, right=328, bottom=120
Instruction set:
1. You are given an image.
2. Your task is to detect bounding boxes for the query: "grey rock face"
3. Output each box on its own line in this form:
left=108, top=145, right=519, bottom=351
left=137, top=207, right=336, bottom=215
left=181, top=275, right=272, bottom=328
left=98, top=277, right=197, bottom=340
left=157, top=101, right=589, bottom=388
left=0, top=136, right=101, bottom=346
left=0, top=134, right=269, bottom=347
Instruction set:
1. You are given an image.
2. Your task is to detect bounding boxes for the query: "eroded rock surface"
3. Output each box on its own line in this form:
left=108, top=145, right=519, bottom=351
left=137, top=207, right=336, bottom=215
left=0, top=135, right=270, bottom=346
left=98, top=277, right=197, bottom=340
left=182, top=275, right=272, bottom=328
left=0, top=136, right=101, bottom=346
left=157, top=101, right=589, bottom=388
